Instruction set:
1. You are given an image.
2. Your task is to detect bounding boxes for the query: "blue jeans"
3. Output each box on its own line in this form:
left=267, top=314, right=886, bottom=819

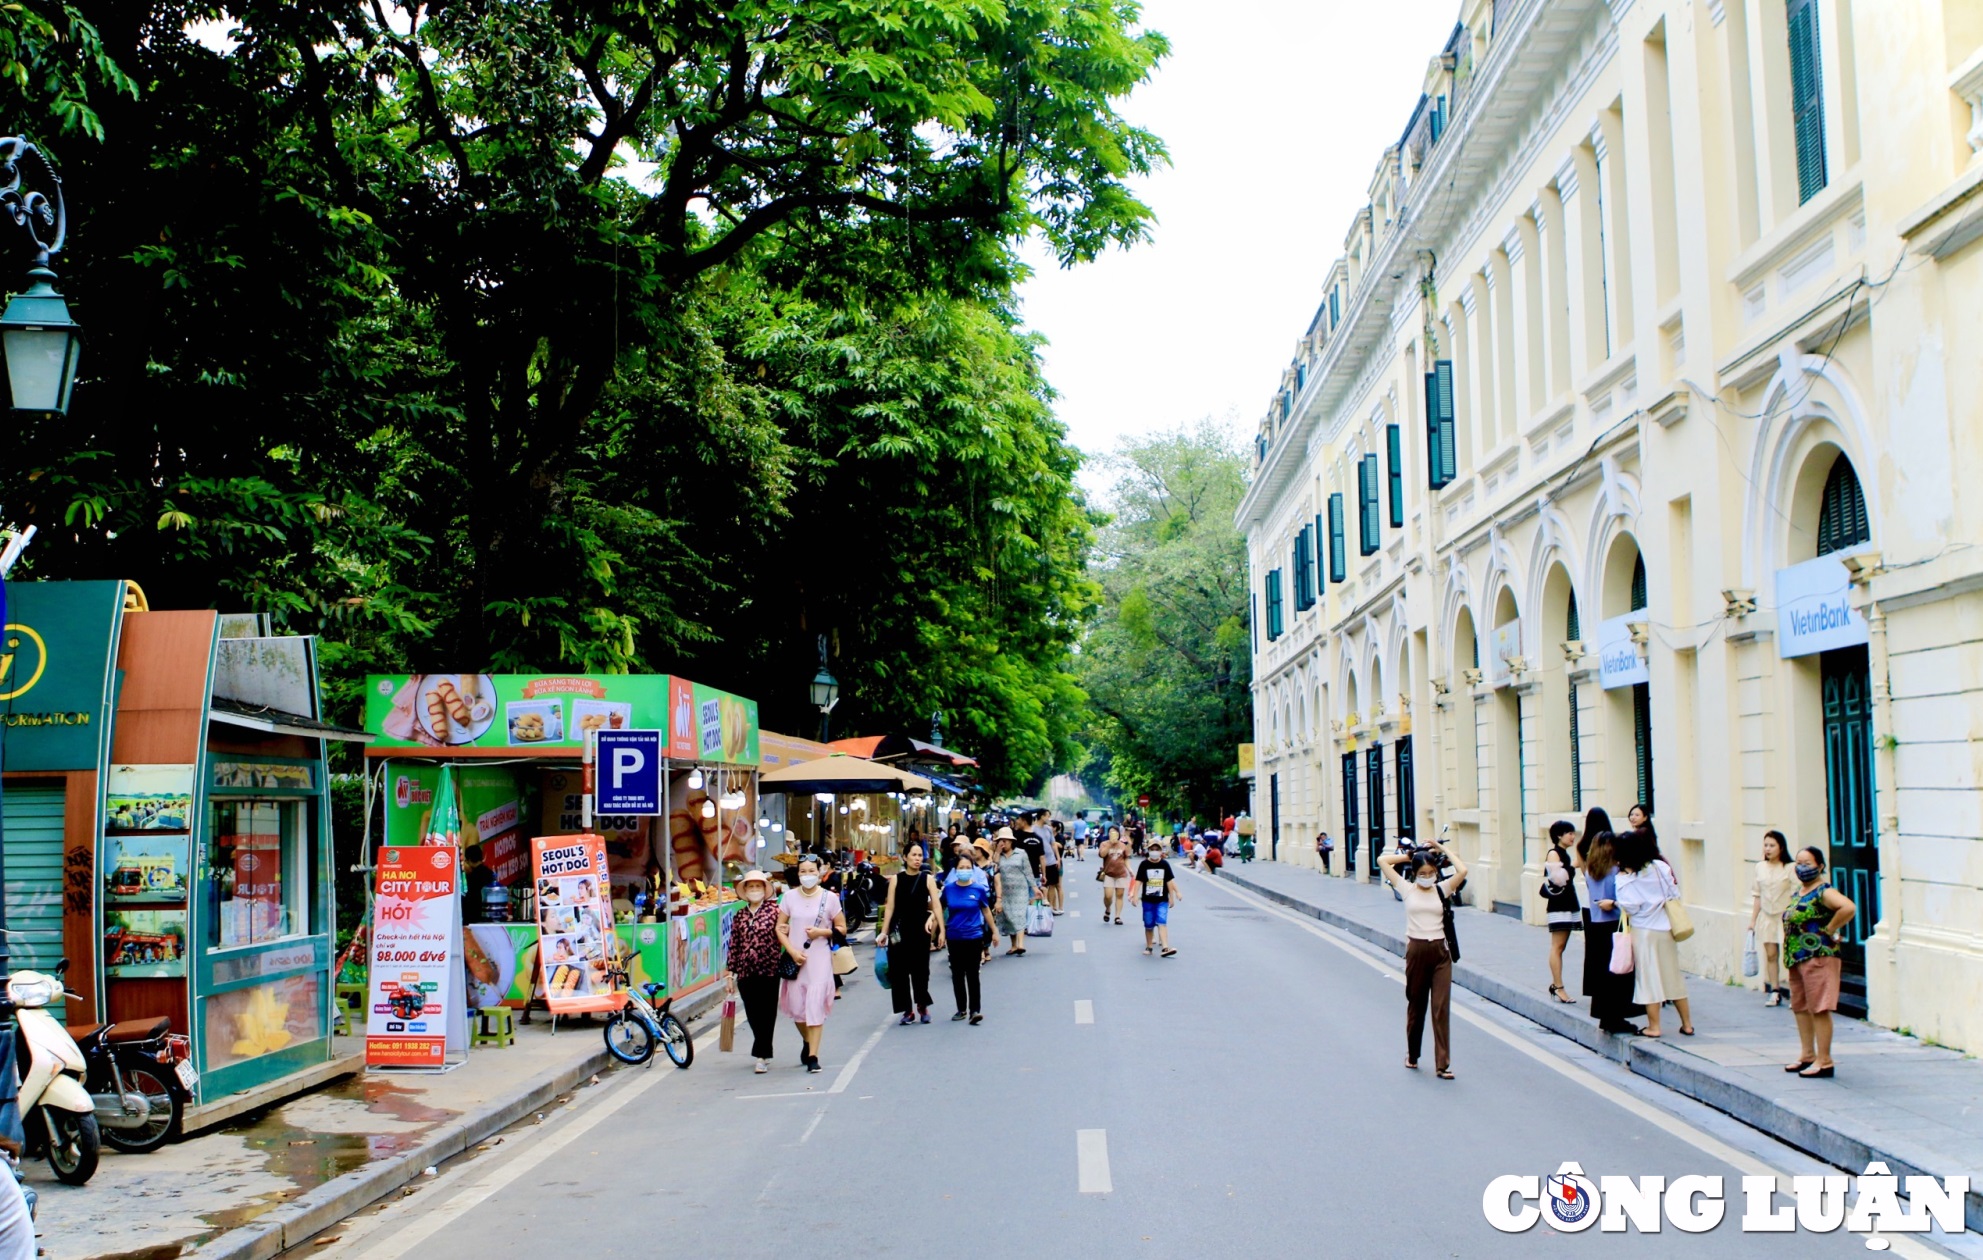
left=1142, top=900, right=1169, bottom=929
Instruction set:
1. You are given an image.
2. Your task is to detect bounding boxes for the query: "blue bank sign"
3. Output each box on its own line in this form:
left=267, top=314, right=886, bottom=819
left=1775, top=555, right=1868, bottom=658
left=1595, top=613, right=1649, bottom=690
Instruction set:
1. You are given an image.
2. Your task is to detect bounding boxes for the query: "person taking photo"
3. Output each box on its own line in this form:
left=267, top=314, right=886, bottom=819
left=1379, top=840, right=1467, bottom=1080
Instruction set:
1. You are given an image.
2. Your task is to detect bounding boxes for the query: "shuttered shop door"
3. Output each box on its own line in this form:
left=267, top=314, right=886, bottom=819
left=4, top=787, right=67, bottom=1017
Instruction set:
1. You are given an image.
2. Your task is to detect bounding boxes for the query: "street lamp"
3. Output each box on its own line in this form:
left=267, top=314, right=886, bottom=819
left=809, top=634, right=839, bottom=741
left=0, top=138, right=80, bottom=415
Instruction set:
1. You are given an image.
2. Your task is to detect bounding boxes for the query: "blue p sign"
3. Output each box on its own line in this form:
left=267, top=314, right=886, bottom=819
left=594, top=729, right=663, bottom=815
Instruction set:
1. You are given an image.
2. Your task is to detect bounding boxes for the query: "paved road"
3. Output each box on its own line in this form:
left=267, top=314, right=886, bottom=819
left=305, top=871, right=1961, bottom=1259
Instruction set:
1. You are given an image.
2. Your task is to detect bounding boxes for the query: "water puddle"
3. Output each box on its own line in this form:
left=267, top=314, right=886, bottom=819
left=190, top=1079, right=458, bottom=1237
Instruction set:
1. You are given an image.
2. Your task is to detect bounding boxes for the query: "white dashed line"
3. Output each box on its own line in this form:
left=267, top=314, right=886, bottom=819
left=1077, top=1129, right=1113, bottom=1193
left=1072, top=940, right=1087, bottom=954
left=1074, top=999, right=1094, bottom=1024
left=1069, top=910, right=1081, bottom=918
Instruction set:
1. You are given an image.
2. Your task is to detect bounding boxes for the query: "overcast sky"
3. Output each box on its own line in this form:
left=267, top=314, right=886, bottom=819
left=1019, top=0, right=1459, bottom=468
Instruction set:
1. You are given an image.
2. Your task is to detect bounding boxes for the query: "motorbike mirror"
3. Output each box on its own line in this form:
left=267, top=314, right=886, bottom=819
left=53, top=959, right=68, bottom=978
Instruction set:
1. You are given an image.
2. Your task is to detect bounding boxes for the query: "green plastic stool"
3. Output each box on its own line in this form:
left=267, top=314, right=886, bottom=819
left=334, top=982, right=366, bottom=1036
left=473, top=1006, right=516, bottom=1048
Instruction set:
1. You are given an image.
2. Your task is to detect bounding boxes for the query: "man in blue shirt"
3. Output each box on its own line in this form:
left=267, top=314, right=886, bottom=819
left=942, top=852, right=995, bottom=1024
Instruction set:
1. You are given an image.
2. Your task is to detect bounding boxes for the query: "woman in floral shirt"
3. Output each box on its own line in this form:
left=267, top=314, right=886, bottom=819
left=1781, top=847, right=1857, bottom=1080
left=725, top=870, right=785, bottom=1073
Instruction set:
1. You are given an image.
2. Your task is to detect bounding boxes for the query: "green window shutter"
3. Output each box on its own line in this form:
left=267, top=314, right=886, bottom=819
left=1631, top=553, right=1648, bottom=612
left=1817, top=453, right=1870, bottom=555
left=1327, top=493, right=1346, bottom=583
left=1358, top=454, right=1380, bottom=555
left=1314, top=513, right=1327, bottom=593
left=1386, top=423, right=1405, bottom=528
left=1293, top=527, right=1315, bottom=610
left=1787, top=0, right=1827, bottom=204
left=1266, top=569, right=1283, bottom=640
left=1251, top=592, right=1258, bottom=651
left=1424, top=362, right=1456, bottom=488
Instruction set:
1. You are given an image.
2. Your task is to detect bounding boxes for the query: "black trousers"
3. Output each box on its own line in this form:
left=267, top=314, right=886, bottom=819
left=947, top=936, right=983, bottom=1014
left=891, top=934, right=935, bottom=1013
left=735, top=974, right=781, bottom=1059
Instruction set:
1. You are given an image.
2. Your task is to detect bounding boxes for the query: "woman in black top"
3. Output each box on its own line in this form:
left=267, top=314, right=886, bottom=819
left=877, top=844, right=942, bottom=1024
left=1541, top=819, right=1581, bottom=1003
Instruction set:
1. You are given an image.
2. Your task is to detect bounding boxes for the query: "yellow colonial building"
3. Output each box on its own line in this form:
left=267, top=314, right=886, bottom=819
left=1240, top=0, right=1983, bottom=1050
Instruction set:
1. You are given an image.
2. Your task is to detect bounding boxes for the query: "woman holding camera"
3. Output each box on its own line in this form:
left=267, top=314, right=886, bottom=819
left=1379, top=840, right=1467, bottom=1080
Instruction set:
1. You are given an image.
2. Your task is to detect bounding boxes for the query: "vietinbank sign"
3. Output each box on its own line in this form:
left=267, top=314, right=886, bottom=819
left=1595, top=613, right=1649, bottom=689
left=1776, top=555, right=1868, bottom=658
left=1484, top=1161, right=1968, bottom=1244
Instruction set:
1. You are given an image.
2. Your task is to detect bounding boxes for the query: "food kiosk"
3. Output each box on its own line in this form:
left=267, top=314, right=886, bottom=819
left=360, top=674, right=763, bottom=1014
left=1, top=583, right=360, bottom=1128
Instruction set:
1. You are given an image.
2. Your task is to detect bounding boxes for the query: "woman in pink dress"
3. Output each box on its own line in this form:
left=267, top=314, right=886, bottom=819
left=776, top=856, right=847, bottom=1073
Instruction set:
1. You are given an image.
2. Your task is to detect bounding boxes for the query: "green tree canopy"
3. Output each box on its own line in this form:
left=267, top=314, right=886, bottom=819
left=0, top=0, right=1167, bottom=793
left=1078, top=419, right=1252, bottom=818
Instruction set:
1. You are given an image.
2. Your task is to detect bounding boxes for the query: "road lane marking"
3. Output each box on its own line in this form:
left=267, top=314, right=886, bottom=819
left=1072, top=940, right=1087, bottom=954
left=1192, top=873, right=1946, bottom=1260
left=1074, top=1000, right=1094, bottom=1024
left=797, top=1106, right=827, bottom=1144
left=343, top=1066, right=672, bottom=1260
left=1076, top=1129, right=1113, bottom=1194
left=828, top=1015, right=893, bottom=1094
left=1069, top=910, right=1081, bottom=918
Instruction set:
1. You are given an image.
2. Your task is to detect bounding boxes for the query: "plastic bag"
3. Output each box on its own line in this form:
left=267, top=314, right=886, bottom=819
left=1742, top=931, right=1759, bottom=979
left=1025, top=901, right=1055, bottom=937
left=874, top=943, right=891, bottom=990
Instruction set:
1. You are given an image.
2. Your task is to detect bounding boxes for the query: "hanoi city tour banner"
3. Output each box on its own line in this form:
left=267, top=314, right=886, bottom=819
left=364, top=673, right=759, bottom=764
left=365, top=845, right=468, bottom=1068
left=531, top=834, right=625, bottom=1015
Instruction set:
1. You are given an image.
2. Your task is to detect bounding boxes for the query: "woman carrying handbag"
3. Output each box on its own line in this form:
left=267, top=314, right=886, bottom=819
left=1612, top=827, right=1694, bottom=1037
left=1581, top=828, right=1641, bottom=1035
left=776, top=856, right=847, bottom=1073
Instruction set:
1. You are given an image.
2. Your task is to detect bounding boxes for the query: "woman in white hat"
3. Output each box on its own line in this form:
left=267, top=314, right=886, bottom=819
left=725, top=869, right=785, bottom=1073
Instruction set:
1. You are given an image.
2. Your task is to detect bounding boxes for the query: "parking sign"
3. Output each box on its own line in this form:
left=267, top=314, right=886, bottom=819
left=594, top=729, right=664, bottom=815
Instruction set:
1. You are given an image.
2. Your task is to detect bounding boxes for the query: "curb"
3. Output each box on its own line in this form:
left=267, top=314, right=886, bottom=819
left=1218, top=867, right=1983, bottom=1233
left=181, top=984, right=728, bottom=1260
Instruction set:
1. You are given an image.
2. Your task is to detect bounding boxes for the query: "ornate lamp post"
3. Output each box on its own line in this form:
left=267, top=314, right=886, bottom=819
left=809, top=635, right=839, bottom=742
left=0, top=138, right=81, bottom=415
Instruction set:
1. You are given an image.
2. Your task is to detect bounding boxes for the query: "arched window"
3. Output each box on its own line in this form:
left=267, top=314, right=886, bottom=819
left=1630, top=553, right=1647, bottom=612
left=1816, top=454, right=1870, bottom=556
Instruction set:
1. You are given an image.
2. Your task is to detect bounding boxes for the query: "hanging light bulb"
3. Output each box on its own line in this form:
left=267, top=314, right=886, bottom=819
left=838, top=805, right=849, bottom=815
left=815, top=792, right=835, bottom=804
left=687, top=768, right=704, bottom=790
left=771, top=821, right=784, bottom=832
left=701, top=799, right=716, bottom=819
left=757, top=816, right=771, bottom=829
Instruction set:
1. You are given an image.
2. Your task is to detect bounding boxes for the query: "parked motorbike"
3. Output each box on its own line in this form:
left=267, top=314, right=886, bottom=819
left=6, top=964, right=98, bottom=1184
left=73, top=1014, right=192, bottom=1154
left=841, top=859, right=888, bottom=930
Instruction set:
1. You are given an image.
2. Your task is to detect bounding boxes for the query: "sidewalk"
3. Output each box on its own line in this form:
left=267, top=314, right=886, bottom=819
left=39, top=985, right=723, bottom=1260
left=1214, top=859, right=1983, bottom=1231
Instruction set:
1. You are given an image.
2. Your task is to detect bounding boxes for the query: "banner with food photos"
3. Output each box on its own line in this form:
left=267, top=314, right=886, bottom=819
left=365, top=844, right=467, bottom=1068
left=530, top=834, right=624, bottom=1014
left=365, top=673, right=758, bottom=763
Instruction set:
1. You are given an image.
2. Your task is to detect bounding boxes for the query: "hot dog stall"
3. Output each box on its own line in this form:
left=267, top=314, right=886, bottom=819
left=360, top=674, right=764, bottom=1015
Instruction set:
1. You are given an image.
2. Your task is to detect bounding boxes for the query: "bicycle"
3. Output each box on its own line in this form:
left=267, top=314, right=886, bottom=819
left=600, top=954, right=694, bottom=1069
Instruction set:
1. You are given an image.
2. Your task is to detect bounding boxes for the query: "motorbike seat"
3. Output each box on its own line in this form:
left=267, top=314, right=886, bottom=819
left=69, top=1017, right=171, bottom=1046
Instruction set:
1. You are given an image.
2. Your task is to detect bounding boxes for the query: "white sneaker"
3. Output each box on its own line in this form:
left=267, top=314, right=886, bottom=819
left=754, top=1059, right=768, bottom=1074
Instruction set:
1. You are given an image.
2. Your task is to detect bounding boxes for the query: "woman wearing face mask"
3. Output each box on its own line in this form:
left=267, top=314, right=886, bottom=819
left=993, top=829, right=1040, bottom=956
left=725, top=870, right=784, bottom=1073
left=1378, top=839, right=1467, bottom=1079
left=1782, top=848, right=1856, bottom=1079
left=941, top=850, right=995, bottom=1023
left=775, top=857, right=846, bottom=1073
left=1748, top=830, right=1797, bottom=1006
left=876, top=843, right=942, bottom=1025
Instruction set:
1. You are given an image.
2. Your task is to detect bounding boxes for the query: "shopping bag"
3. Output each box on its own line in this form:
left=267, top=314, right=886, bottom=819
left=832, top=943, right=858, bottom=975
left=1025, top=901, right=1055, bottom=937
left=718, top=998, right=737, bottom=1053
left=1742, top=931, right=1759, bottom=979
left=1609, top=917, right=1636, bottom=975
left=874, top=943, right=891, bottom=990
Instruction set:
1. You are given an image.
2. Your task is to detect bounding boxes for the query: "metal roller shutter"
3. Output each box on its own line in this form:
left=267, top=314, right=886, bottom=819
left=4, top=786, right=67, bottom=1017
